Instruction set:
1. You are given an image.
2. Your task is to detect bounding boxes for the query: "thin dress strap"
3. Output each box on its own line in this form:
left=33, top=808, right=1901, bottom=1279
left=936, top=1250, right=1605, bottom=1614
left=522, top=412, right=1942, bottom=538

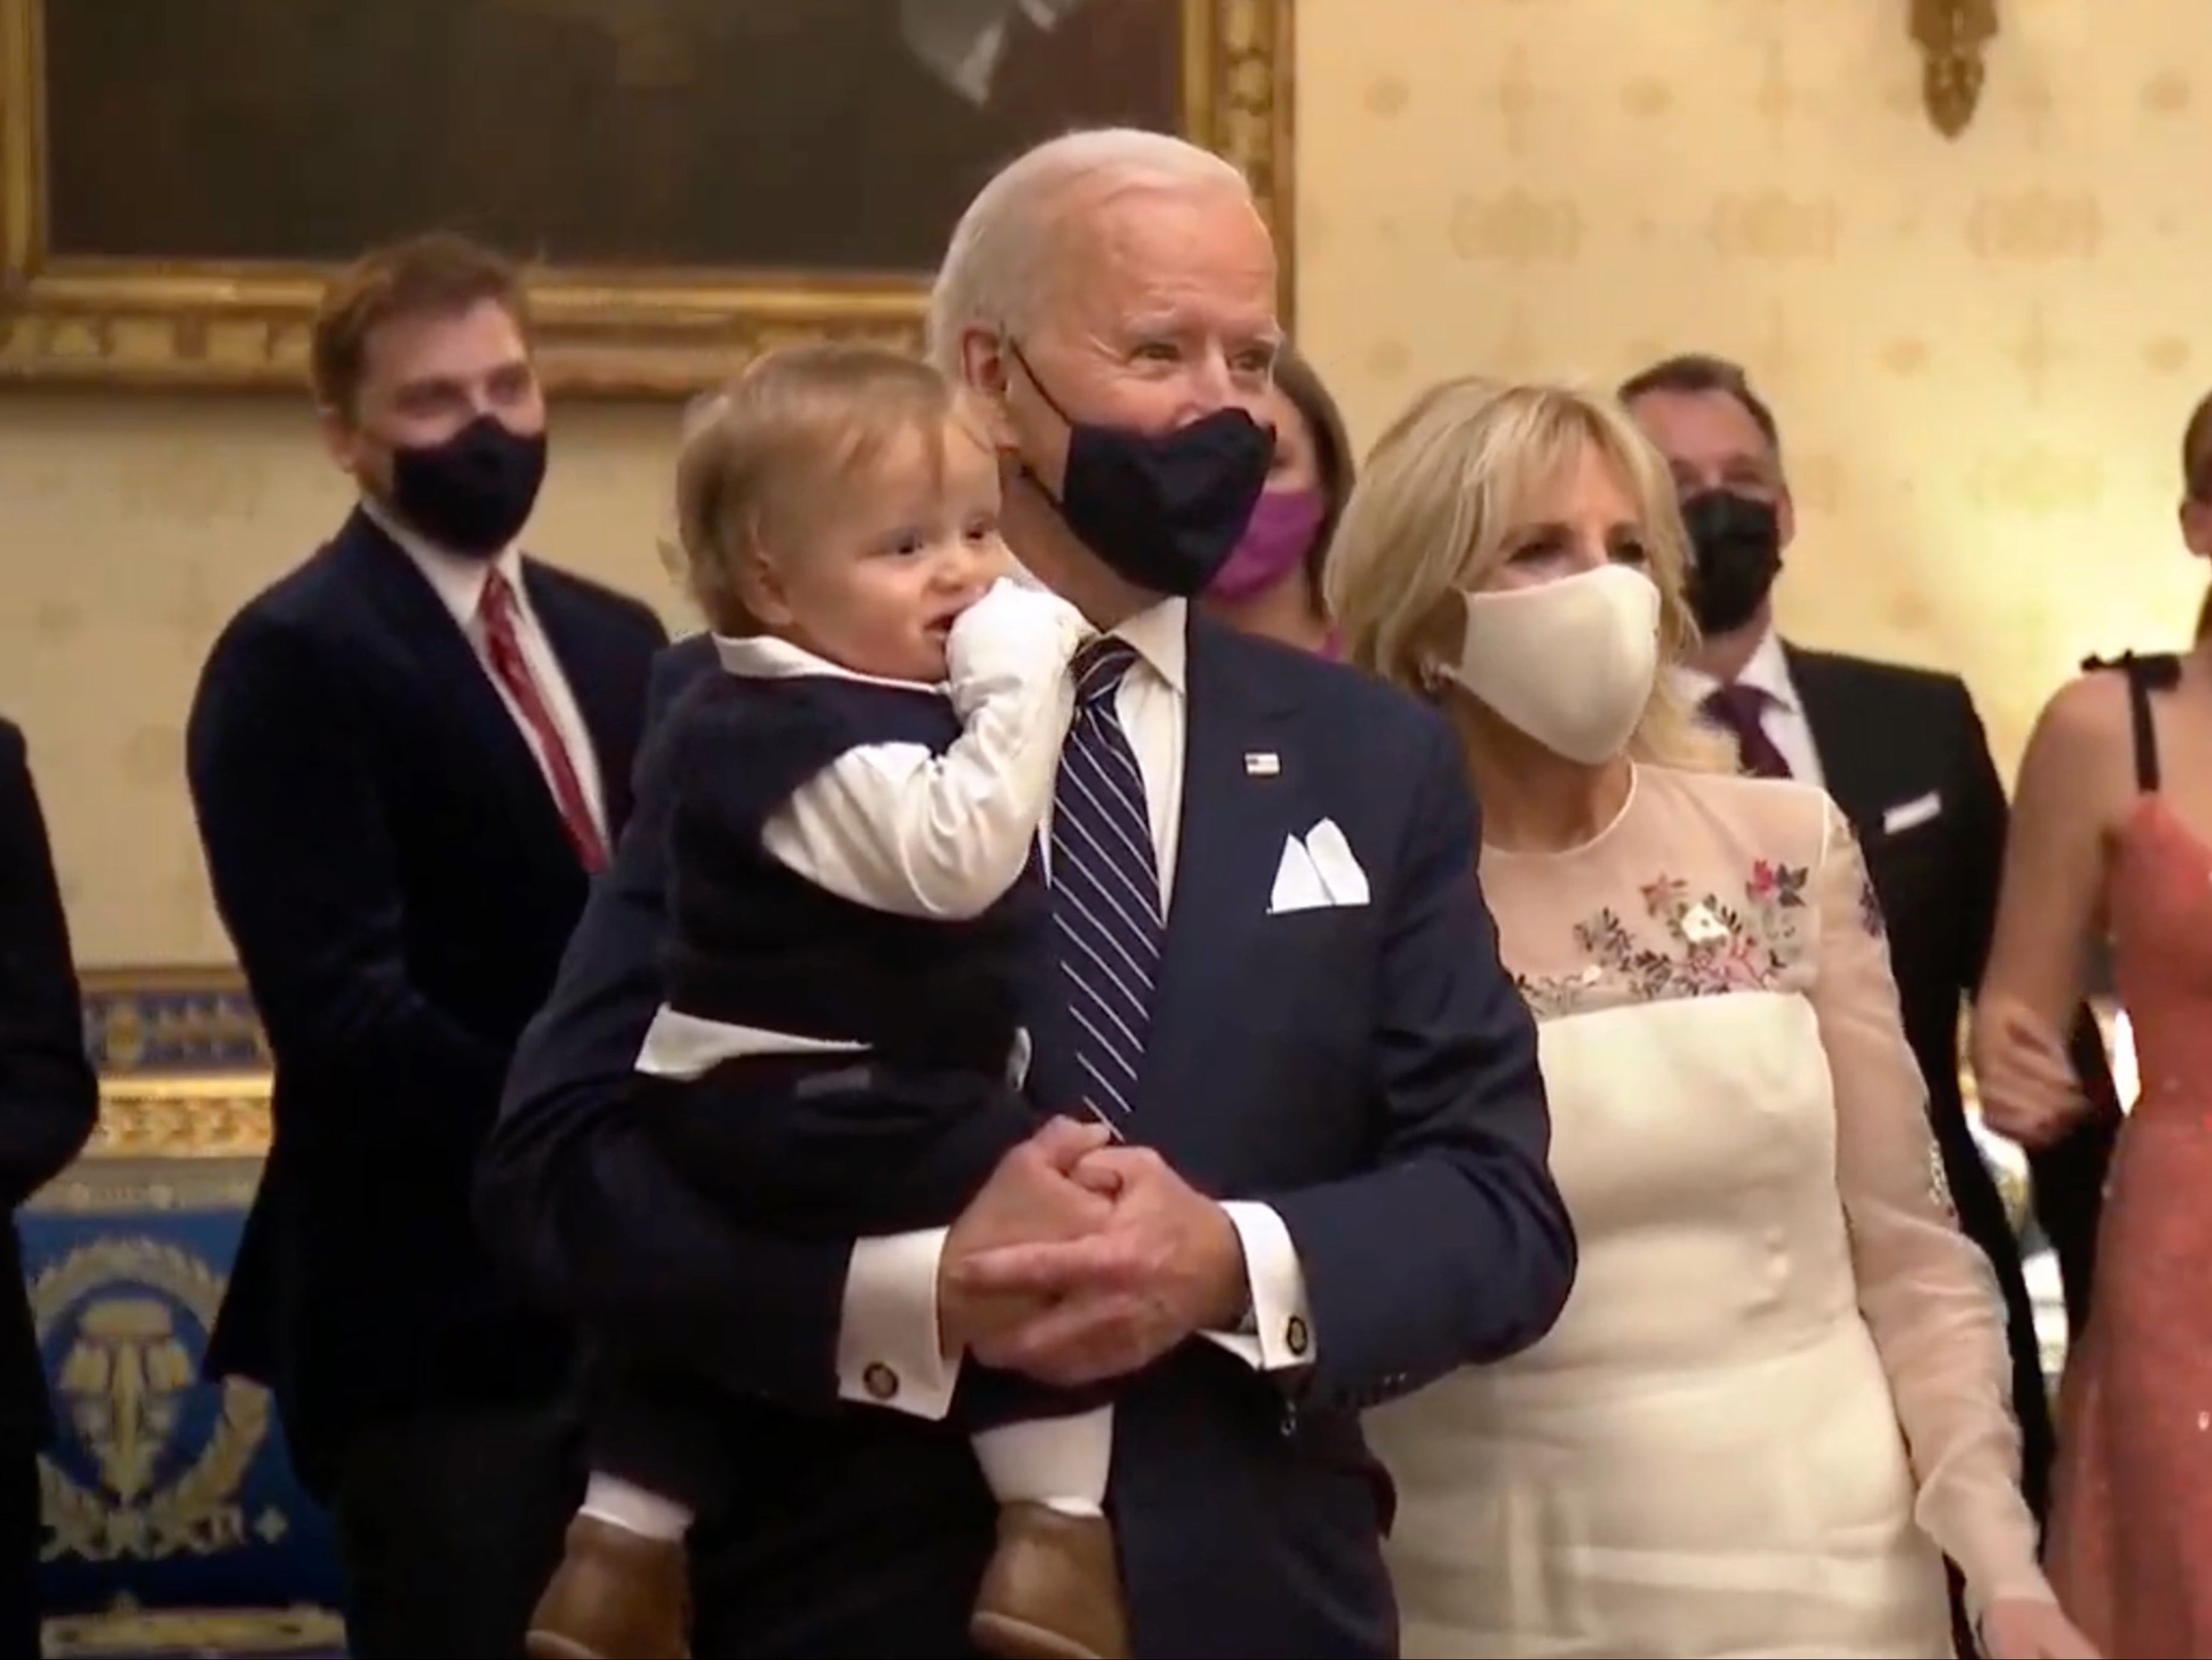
left=2081, top=651, right=2181, bottom=793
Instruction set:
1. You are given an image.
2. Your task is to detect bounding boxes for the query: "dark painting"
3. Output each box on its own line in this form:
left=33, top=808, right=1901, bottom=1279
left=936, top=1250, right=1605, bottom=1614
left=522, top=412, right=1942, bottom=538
left=43, top=0, right=1183, bottom=274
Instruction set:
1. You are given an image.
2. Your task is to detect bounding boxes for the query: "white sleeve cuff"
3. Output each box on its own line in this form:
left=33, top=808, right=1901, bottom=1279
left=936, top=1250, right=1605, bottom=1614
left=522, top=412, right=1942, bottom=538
left=1200, top=1201, right=1315, bottom=1373
left=836, top=1228, right=963, bottom=1420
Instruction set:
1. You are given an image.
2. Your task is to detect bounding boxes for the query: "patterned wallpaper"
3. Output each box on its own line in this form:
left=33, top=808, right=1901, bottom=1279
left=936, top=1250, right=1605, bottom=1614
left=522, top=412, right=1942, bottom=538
left=0, top=0, right=2206, bottom=963
left=0, top=393, right=694, bottom=964
left=1295, top=0, right=2211, bottom=760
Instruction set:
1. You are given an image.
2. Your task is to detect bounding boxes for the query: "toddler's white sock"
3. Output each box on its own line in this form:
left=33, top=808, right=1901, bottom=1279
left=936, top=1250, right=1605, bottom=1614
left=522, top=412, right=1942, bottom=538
left=972, top=1406, right=1113, bottom=1520
left=578, top=1472, right=694, bottom=1542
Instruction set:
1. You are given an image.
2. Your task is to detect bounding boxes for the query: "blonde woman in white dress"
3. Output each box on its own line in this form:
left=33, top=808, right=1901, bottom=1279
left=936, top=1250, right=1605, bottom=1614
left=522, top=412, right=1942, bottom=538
left=1324, top=378, right=2095, bottom=1660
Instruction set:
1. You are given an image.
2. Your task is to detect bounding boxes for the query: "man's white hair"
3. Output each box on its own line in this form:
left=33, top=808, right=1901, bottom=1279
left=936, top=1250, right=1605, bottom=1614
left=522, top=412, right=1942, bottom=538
left=925, top=127, right=1256, bottom=375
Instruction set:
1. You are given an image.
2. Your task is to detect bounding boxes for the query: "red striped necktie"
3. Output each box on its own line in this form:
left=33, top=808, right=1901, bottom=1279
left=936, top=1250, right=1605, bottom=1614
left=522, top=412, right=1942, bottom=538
left=480, top=569, right=608, bottom=872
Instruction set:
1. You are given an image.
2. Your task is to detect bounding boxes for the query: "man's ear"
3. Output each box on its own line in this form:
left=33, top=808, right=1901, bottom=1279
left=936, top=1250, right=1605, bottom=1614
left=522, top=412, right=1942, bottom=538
left=318, top=404, right=361, bottom=474
left=960, top=328, right=1020, bottom=449
left=1775, top=484, right=1798, bottom=553
left=2180, top=498, right=2212, bottom=560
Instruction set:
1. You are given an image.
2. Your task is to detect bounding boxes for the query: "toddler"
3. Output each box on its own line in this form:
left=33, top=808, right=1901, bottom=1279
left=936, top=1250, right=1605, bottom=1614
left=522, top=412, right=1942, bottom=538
left=523, top=343, right=1128, bottom=1660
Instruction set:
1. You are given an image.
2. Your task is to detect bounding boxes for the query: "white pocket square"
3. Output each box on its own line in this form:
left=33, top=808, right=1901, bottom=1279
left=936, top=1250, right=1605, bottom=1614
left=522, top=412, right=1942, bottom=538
left=1268, top=820, right=1372, bottom=915
left=1303, top=817, right=1372, bottom=907
left=1881, top=791, right=1943, bottom=834
left=1268, top=834, right=1331, bottom=914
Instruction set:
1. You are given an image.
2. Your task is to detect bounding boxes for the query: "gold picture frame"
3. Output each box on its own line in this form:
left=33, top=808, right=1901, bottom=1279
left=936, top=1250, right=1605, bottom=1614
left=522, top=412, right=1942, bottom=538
left=0, top=0, right=1295, bottom=397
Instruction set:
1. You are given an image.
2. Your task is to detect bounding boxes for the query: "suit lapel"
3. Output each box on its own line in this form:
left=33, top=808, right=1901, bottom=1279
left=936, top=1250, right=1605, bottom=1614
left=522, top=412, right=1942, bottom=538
left=1786, top=644, right=1886, bottom=830
left=1131, top=616, right=1298, bottom=1143
left=336, top=513, right=579, bottom=864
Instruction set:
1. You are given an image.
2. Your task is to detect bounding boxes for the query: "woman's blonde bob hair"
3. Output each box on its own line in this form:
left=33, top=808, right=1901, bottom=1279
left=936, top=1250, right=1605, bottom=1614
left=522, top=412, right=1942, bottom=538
left=1325, top=375, right=1727, bottom=771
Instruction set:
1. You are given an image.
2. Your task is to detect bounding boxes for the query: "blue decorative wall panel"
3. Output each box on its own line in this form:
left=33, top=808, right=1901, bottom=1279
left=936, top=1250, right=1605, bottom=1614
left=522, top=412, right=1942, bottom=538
left=32, top=969, right=347, bottom=1656
left=24, top=1164, right=341, bottom=1617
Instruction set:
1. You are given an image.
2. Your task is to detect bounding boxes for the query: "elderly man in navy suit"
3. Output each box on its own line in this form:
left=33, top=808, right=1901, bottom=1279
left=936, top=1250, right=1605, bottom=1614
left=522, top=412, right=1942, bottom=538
left=479, top=128, right=1575, bottom=1659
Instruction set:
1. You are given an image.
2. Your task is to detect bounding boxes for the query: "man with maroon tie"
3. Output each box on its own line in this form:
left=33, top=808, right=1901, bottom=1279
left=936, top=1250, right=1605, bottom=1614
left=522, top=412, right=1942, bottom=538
left=1623, top=351, right=2119, bottom=1658
left=185, top=232, right=667, bottom=1658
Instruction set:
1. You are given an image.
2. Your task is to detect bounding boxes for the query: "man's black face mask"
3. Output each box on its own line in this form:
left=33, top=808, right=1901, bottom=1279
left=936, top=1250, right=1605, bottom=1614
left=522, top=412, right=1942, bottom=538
left=1008, top=341, right=1274, bottom=598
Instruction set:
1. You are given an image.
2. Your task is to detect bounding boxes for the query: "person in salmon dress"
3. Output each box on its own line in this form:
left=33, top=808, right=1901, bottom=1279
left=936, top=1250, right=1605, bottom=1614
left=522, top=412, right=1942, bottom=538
left=1972, top=390, right=2212, bottom=1660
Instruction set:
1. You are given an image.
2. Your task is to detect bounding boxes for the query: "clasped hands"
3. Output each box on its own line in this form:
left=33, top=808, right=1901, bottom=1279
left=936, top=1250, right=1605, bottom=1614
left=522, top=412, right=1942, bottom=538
left=935, top=1117, right=1249, bottom=1387
left=1970, top=998, right=2090, bottom=1150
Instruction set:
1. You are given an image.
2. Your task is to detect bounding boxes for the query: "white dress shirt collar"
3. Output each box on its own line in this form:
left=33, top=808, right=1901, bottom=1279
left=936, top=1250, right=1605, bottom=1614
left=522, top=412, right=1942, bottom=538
left=710, top=596, right=1189, bottom=694
left=1672, top=622, right=1803, bottom=716
left=1106, top=596, right=1188, bottom=695
left=711, top=632, right=938, bottom=689
left=363, top=498, right=526, bottom=629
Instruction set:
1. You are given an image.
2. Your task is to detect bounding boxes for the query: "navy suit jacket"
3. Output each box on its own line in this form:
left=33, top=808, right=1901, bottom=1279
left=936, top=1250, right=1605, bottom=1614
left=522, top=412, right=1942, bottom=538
left=0, top=720, right=99, bottom=1454
left=185, top=509, right=667, bottom=1492
left=478, top=613, right=1574, bottom=1657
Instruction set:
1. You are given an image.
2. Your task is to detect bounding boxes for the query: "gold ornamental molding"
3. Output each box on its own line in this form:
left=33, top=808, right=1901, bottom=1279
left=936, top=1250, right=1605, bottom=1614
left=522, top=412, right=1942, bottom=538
left=1912, top=0, right=1997, bottom=139
left=76, top=967, right=270, bottom=1161
left=91, top=1078, right=271, bottom=1162
left=0, top=0, right=1295, bottom=396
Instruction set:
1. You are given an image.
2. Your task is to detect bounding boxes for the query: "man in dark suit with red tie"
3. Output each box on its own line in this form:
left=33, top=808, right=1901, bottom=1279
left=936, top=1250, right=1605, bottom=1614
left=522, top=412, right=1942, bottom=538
left=1623, top=352, right=2119, bottom=1651
left=183, top=233, right=668, bottom=1658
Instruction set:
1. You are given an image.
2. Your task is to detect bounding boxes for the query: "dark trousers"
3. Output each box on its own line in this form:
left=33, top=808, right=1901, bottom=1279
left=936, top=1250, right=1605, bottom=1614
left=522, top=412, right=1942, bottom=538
left=592, top=1059, right=1109, bottom=1513
left=329, top=1399, right=583, bottom=1658
left=2027, top=1102, right=2120, bottom=1334
left=0, top=1450, right=38, bottom=1660
left=637, top=1055, right=1042, bottom=1236
left=679, top=1391, right=1001, bottom=1659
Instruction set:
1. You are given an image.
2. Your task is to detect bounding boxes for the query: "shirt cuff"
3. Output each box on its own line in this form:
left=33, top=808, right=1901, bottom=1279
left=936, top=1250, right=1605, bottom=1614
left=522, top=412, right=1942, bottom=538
left=1199, top=1201, right=1315, bottom=1372
left=836, top=1228, right=963, bottom=1420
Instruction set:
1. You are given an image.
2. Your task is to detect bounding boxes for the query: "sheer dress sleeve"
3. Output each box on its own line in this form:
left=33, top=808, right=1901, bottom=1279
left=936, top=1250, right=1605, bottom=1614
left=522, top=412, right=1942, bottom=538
left=1810, top=797, right=2054, bottom=1616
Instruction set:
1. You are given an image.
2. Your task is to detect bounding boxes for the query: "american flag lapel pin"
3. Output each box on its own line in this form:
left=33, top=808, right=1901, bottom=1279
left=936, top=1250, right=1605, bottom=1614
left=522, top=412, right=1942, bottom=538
left=1244, top=751, right=1280, bottom=776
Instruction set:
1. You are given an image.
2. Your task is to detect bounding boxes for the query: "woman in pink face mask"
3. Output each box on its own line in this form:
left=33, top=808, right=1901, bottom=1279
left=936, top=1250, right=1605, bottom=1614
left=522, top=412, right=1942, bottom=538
left=1200, top=345, right=1356, bottom=656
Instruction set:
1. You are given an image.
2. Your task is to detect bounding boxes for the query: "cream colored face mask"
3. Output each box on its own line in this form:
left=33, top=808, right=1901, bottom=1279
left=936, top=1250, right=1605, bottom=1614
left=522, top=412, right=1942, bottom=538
left=1443, top=564, right=1662, bottom=765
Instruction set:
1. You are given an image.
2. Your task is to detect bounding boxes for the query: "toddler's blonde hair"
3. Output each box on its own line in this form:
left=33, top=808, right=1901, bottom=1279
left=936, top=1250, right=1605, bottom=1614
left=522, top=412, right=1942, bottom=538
left=669, top=343, right=988, bottom=635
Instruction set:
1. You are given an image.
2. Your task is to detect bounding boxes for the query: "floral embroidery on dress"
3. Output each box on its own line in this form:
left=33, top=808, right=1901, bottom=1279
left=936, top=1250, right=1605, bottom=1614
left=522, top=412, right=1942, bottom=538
left=1858, top=866, right=1888, bottom=941
left=1928, top=1139, right=1958, bottom=1221
left=1517, top=859, right=1814, bottom=1019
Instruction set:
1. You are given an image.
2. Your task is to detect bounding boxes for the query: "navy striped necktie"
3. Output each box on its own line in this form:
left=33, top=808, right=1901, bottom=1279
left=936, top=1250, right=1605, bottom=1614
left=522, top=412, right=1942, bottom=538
left=1050, top=637, right=1164, bottom=1128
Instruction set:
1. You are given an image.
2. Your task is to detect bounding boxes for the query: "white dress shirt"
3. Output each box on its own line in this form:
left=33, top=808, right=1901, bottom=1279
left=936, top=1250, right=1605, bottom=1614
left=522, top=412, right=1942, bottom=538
left=1672, top=625, right=1827, bottom=788
left=366, top=499, right=610, bottom=841
left=643, top=599, right=1316, bottom=1419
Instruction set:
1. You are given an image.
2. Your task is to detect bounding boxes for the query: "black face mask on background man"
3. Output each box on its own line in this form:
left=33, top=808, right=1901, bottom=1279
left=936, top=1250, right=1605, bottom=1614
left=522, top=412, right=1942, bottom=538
left=387, top=414, right=550, bottom=558
left=1008, top=342, right=1274, bottom=598
left=1679, top=490, right=1783, bottom=637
